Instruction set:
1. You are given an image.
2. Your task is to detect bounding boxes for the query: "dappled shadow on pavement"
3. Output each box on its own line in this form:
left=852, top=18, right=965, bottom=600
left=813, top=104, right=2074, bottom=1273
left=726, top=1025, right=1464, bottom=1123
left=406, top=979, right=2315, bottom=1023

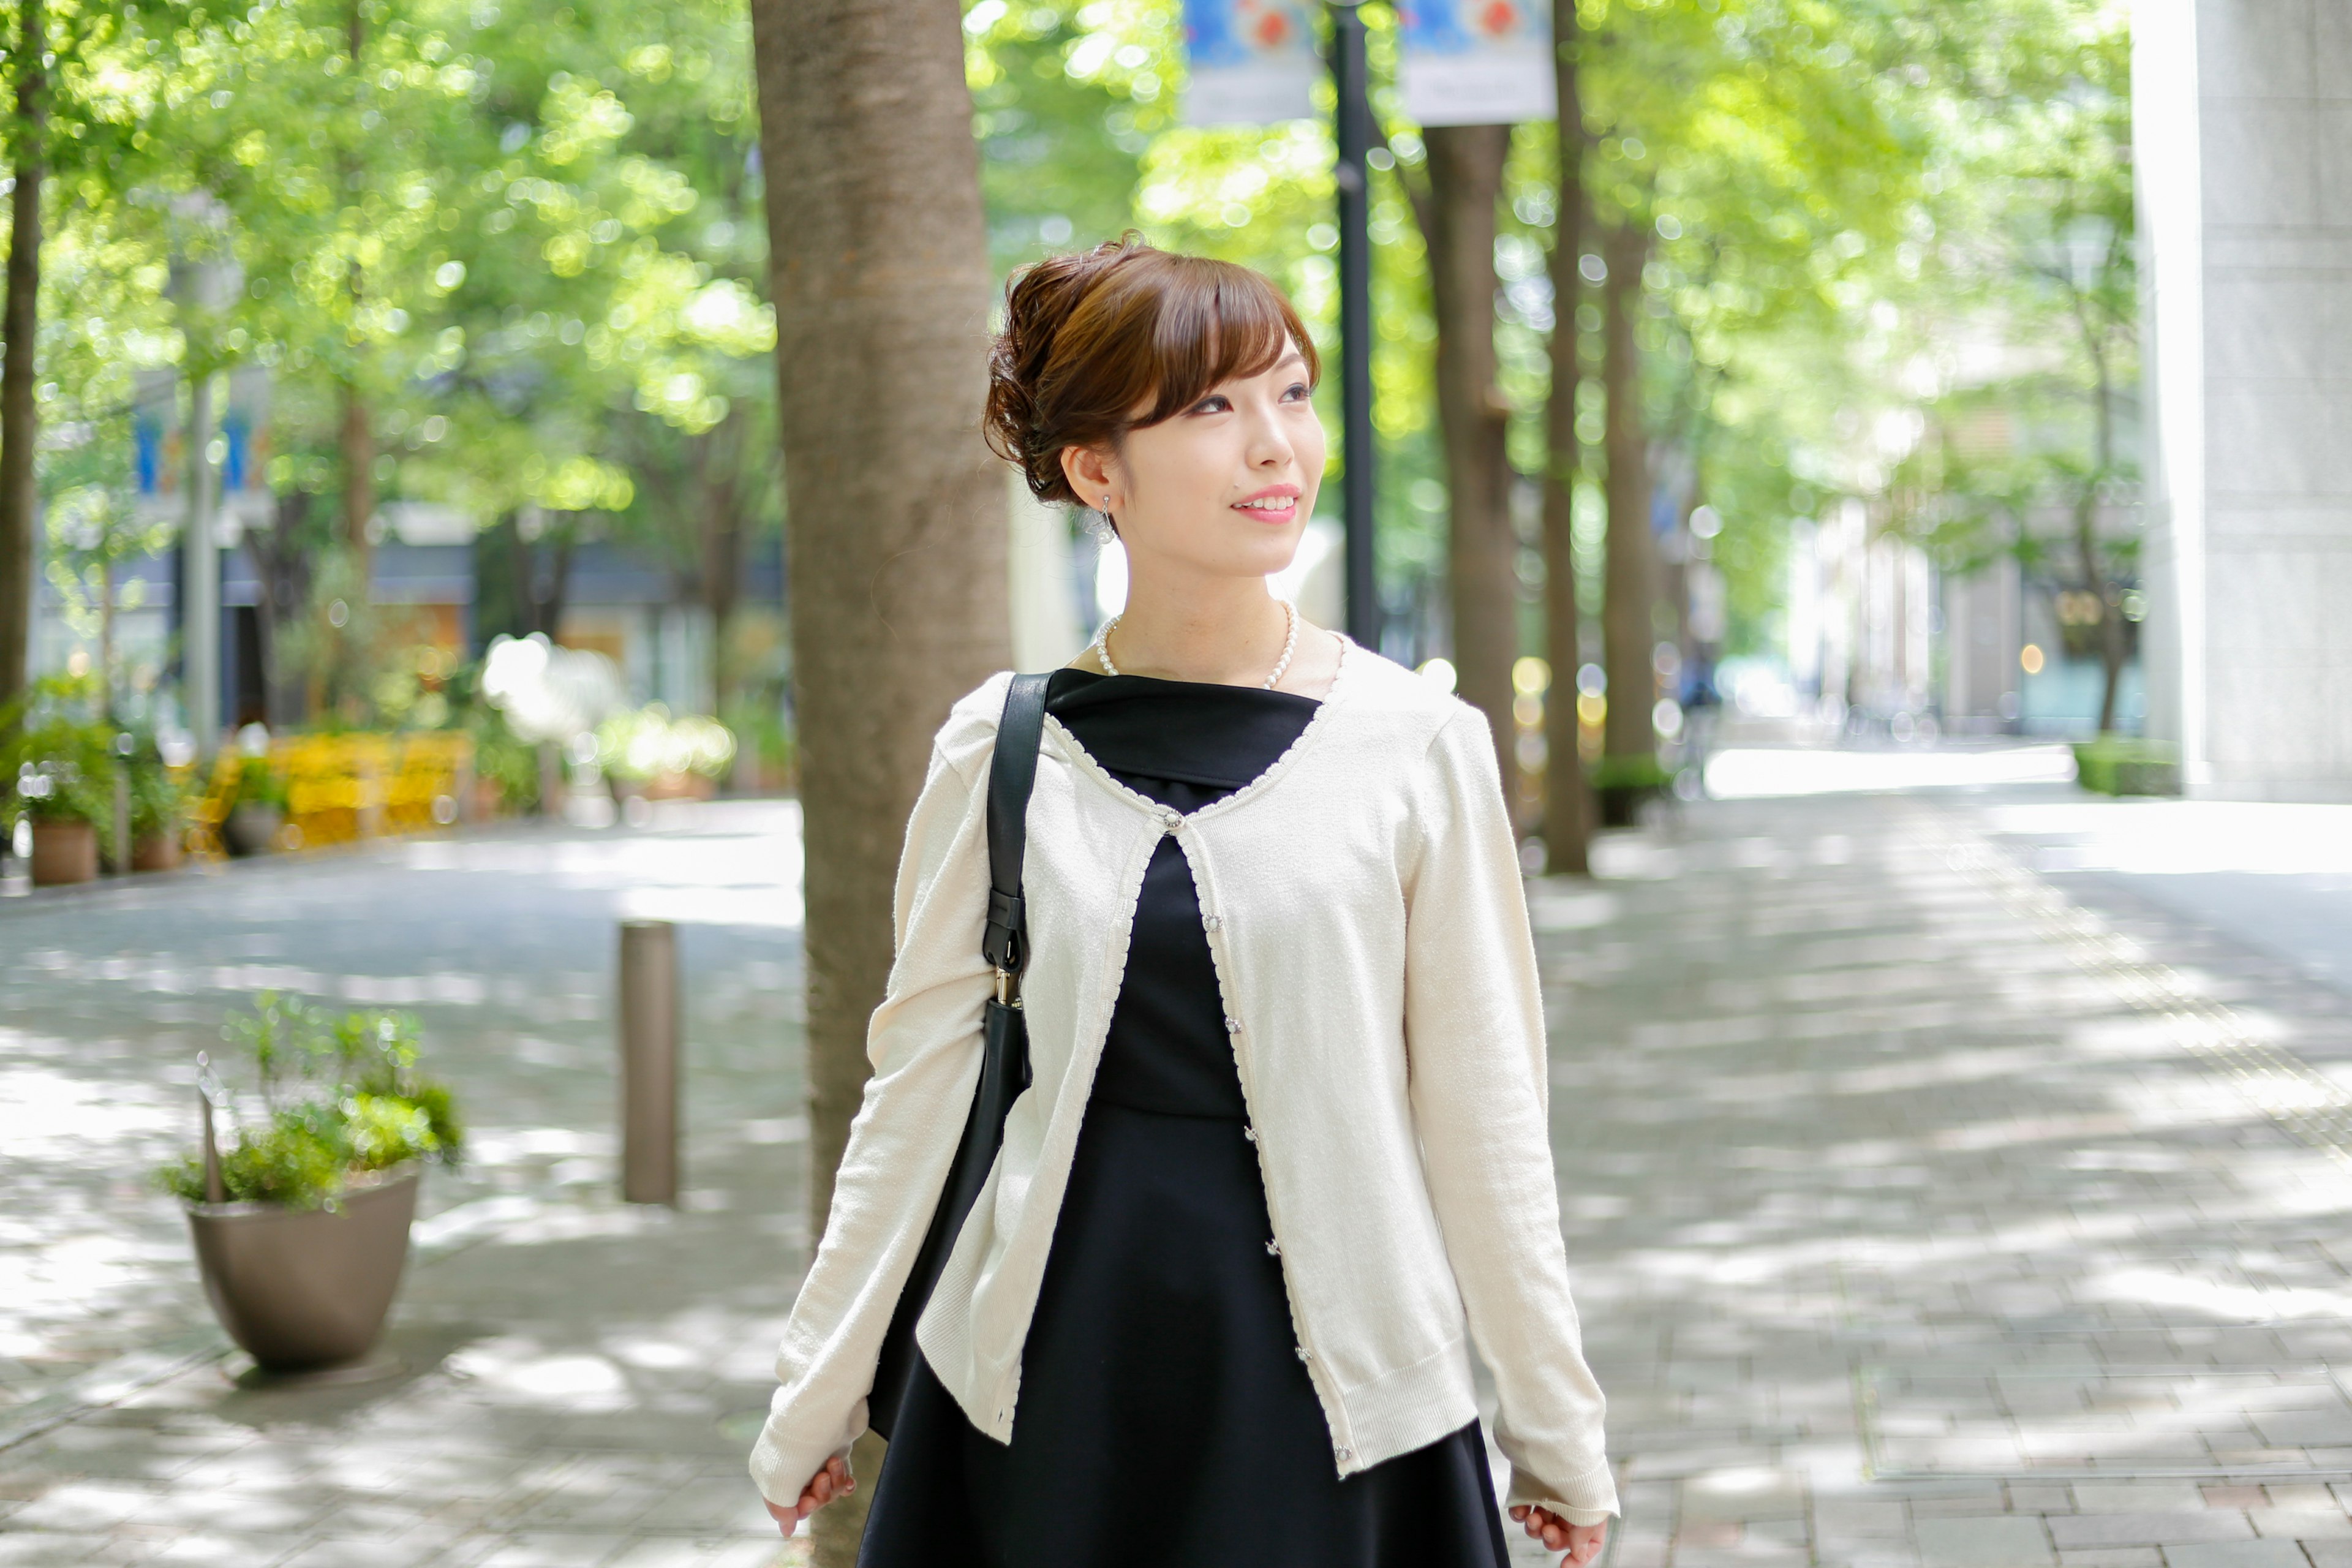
left=1538, top=790, right=2352, bottom=1568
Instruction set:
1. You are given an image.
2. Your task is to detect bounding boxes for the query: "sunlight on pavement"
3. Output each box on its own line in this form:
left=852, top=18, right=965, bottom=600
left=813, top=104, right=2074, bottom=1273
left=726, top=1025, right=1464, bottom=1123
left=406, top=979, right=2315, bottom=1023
left=1706, top=744, right=2077, bottom=797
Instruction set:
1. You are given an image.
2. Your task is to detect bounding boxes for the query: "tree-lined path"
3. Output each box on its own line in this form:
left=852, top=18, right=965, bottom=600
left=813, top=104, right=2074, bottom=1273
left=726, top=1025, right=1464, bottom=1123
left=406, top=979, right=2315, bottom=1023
left=4, top=776, right=2352, bottom=1565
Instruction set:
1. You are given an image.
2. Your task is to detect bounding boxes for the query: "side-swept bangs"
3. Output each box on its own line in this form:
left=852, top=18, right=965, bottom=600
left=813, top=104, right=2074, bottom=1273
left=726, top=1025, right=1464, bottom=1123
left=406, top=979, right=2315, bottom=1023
left=985, top=238, right=1322, bottom=505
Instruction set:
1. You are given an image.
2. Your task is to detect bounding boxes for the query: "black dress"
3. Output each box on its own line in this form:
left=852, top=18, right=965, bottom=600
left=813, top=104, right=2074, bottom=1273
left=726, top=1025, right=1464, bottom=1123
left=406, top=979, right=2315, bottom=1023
left=858, top=669, right=1511, bottom=1568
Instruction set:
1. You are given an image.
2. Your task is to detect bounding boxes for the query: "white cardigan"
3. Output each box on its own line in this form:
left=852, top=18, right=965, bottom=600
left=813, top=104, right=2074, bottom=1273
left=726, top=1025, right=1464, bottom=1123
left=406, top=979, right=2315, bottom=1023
left=749, top=639, right=1618, bottom=1526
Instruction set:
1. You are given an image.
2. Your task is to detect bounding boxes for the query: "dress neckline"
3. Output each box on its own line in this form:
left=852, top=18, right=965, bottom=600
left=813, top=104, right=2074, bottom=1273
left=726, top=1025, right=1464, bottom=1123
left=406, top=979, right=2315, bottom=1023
left=1039, top=633, right=1357, bottom=826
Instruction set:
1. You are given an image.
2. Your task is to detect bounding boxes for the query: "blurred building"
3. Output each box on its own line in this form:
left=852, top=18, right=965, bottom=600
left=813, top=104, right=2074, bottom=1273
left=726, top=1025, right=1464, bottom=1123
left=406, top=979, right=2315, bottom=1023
left=2136, top=1, right=2352, bottom=801
left=27, top=509, right=786, bottom=734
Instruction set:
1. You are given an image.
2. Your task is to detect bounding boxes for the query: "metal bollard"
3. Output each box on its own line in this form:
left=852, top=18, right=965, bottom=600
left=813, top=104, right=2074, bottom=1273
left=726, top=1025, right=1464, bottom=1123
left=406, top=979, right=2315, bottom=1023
left=618, top=919, right=680, bottom=1205
left=113, top=766, right=132, bottom=876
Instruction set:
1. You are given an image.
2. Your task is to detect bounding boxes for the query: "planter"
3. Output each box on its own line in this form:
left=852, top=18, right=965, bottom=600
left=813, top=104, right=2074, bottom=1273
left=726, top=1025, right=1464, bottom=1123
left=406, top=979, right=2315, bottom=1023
left=1595, top=783, right=1656, bottom=829
left=185, top=1164, right=420, bottom=1372
left=29, top=818, right=100, bottom=886
left=643, top=771, right=717, bottom=803
left=224, top=804, right=284, bottom=858
left=132, top=832, right=184, bottom=873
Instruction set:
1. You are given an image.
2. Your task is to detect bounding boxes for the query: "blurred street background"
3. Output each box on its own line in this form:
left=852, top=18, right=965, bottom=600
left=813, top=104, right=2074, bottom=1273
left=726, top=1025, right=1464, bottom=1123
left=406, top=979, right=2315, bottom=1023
left=6, top=0, right=2352, bottom=1564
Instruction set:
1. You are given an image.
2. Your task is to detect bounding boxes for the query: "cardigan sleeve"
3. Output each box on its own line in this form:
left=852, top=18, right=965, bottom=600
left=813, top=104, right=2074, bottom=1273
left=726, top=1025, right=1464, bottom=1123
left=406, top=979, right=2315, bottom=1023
left=747, top=719, right=999, bottom=1507
left=1401, top=703, right=1619, bottom=1527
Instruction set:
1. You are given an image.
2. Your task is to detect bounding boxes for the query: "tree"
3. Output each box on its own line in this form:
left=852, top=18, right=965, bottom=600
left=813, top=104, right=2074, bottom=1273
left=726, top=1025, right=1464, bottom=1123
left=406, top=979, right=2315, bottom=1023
left=1890, top=12, right=2137, bottom=733
left=747, top=0, right=1010, bottom=1556
left=1539, top=0, right=1593, bottom=873
left=0, top=0, right=166, bottom=742
left=1597, top=216, right=1656, bottom=764
left=1408, top=124, right=1520, bottom=805
left=0, top=0, right=45, bottom=739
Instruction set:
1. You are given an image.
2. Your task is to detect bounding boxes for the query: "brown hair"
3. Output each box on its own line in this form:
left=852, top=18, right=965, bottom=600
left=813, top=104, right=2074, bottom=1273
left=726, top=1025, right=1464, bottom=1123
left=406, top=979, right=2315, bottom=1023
left=984, top=235, right=1321, bottom=507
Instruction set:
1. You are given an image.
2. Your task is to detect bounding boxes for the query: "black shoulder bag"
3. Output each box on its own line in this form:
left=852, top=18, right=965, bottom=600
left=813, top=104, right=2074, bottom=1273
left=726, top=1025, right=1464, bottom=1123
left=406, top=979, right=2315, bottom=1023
left=868, top=671, right=1048, bottom=1441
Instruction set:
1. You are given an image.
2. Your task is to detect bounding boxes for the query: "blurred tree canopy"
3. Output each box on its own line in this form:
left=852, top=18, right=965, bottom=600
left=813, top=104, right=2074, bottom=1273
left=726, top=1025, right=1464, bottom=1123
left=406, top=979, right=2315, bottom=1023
left=0, top=0, right=2128, bottom=723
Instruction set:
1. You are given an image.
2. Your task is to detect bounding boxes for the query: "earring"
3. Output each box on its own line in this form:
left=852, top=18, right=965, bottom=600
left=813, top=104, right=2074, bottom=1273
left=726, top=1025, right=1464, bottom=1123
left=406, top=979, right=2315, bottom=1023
left=1083, top=495, right=1117, bottom=543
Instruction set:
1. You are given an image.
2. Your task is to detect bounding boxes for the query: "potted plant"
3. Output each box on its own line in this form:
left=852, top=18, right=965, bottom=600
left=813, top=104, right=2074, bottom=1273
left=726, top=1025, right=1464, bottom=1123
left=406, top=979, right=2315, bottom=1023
left=222, top=753, right=289, bottom=857
left=1587, top=753, right=1678, bottom=829
left=156, top=993, right=464, bottom=1373
left=2, top=690, right=116, bottom=887
left=597, top=704, right=737, bottom=805
left=129, top=745, right=192, bottom=872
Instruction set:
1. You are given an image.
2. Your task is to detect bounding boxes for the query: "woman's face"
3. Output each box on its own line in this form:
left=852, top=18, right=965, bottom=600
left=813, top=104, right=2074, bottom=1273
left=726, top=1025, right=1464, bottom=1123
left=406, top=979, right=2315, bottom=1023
left=1067, top=344, right=1326, bottom=584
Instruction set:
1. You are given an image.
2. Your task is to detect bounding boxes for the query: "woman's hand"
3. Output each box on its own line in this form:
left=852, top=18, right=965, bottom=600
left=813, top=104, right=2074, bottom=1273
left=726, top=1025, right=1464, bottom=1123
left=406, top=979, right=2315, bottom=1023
left=763, top=1455, right=854, bottom=1536
left=1510, top=1505, right=1607, bottom=1567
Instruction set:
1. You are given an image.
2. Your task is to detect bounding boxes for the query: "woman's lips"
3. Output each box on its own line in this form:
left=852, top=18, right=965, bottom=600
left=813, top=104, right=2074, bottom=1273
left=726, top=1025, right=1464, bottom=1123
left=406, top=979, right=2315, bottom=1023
left=1232, top=498, right=1298, bottom=523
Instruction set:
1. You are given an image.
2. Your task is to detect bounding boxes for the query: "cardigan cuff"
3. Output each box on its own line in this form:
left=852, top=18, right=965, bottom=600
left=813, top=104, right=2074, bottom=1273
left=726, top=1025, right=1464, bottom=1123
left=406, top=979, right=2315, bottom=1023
left=1507, top=1460, right=1620, bottom=1527
left=747, top=1404, right=861, bottom=1507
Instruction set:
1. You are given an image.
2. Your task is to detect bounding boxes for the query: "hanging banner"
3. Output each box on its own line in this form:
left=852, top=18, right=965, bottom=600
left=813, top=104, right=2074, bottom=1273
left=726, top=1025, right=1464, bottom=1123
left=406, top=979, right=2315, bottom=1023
left=1182, top=0, right=1320, bottom=127
left=222, top=364, right=271, bottom=497
left=134, top=369, right=178, bottom=500
left=1398, top=0, right=1555, bottom=127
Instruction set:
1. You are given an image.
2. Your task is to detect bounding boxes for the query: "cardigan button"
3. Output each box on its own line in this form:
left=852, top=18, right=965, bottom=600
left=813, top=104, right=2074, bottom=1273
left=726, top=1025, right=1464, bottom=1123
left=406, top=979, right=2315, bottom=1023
left=1242, top=1126, right=1256, bottom=1144
left=1223, top=1016, right=1239, bottom=1035
left=1265, top=1238, right=1281, bottom=1257
left=1295, top=1347, right=1311, bottom=1363
left=1203, top=914, right=1222, bottom=932
left=1159, top=810, right=1182, bottom=829
left=1335, top=1446, right=1353, bottom=1462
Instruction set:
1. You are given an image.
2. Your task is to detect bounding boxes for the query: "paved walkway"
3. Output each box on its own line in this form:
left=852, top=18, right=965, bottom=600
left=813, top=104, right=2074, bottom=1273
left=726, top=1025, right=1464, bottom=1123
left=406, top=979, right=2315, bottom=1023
left=3, top=772, right=2351, bottom=1566
left=1, top=806, right=815, bottom=1566
left=1550, top=780, right=2352, bottom=1568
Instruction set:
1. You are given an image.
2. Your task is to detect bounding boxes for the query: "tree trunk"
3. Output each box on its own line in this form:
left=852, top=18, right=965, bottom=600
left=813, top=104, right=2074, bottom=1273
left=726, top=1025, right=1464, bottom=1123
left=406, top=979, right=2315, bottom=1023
left=1540, top=2, right=1593, bottom=875
left=697, top=410, right=747, bottom=716
left=1417, top=123, right=1518, bottom=805
left=247, top=491, right=314, bottom=729
left=0, top=0, right=45, bottom=735
left=341, top=382, right=372, bottom=584
left=749, top=0, right=1009, bottom=1555
left=2075, top=489, right=2124, bottom=735
left=1600, top=219, right=1656, bottom=762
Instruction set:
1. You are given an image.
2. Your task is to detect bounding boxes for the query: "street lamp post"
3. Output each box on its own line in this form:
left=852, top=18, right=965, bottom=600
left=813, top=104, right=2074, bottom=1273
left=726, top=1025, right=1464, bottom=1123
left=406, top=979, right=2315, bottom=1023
left=1329, top=0, right=1378, bottom=650
left=163, top=194, right=236, bottom=758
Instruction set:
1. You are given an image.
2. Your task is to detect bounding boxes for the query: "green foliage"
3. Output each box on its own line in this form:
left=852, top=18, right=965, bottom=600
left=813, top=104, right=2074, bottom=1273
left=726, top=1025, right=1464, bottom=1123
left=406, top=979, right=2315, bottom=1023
left=2072, top=737, right=2177, bottom=798
left=154, top=992, right=465, bottom=1210
left=1, top=676, right=119, bottom=846
left=226, top=754, right=289, bottom=812
left=1586, top=753, right=1677, bottom=792
left=126, top=740, right=192, bottom=839
left=463, top=695, right=541, bottom=813
left=595, top=703, right=734, bottom=783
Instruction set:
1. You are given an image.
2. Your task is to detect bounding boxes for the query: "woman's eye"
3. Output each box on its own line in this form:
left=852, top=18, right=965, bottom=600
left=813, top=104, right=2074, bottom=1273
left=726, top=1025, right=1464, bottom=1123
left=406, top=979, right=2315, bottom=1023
left=1193, top=394, right=1231, bottom=415
left=1282, top=382, right=1311, bottom=401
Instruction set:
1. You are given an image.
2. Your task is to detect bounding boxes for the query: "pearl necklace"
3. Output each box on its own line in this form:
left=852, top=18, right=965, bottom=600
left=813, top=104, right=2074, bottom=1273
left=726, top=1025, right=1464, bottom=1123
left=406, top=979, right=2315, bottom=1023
left=1093, top=598, right=1300, bottom=690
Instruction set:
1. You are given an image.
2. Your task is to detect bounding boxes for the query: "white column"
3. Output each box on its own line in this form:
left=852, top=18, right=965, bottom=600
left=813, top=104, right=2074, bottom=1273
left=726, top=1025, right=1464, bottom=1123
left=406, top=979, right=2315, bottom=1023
left=2136, top=0, right=2352, bottom=799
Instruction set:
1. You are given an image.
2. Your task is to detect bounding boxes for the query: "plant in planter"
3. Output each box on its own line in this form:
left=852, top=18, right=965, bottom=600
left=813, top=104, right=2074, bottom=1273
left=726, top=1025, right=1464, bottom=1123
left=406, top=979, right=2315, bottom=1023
left=221, top=748, right=290, bottom=857
left=596, top=704, right=737, bottom=804
left=156, top=992, right=464, bottom=1372
left=128, top=743, right=194, bottom=872
left=1586, top=753, right=1679, bottom=829
left=1, top=680, right=118, bottom=886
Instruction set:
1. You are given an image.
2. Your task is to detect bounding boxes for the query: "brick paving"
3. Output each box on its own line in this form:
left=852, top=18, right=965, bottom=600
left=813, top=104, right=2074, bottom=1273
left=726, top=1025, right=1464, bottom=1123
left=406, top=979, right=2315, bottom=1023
left=3, top=772, right=2351, bottom=1566
left=1543, top=782, right=2352, bottom=1568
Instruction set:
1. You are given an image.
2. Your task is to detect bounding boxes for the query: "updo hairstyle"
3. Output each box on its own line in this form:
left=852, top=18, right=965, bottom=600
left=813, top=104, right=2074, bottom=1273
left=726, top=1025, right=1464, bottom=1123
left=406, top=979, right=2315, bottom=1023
left=983, top=235, right=1321, bottom=508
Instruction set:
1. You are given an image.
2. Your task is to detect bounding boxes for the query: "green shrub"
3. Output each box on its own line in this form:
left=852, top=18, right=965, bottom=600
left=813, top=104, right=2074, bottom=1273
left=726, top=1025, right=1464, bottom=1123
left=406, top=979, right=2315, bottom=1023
left=1, top=675, right=118, bottom=845
left=128, top=746, right=193, bottom=840
left=1586, top=753, right=1678, bottom=793
left=464, top=700, right=538, bottom=813
left=156, top=992, right=465, bottom=1210
left=2073, top=736, right=2179, bottom=797
left=227, top=755, right=290, bottom=812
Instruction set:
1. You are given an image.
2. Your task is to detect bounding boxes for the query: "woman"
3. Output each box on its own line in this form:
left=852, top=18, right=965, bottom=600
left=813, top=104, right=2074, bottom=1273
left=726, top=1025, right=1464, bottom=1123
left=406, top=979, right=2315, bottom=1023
left=749, top=238, right=1616, bottom=1567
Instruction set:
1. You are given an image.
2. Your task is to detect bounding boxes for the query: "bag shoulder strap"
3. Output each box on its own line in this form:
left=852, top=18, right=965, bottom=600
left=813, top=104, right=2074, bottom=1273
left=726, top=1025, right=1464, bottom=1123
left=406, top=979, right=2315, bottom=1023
left=982, top=671, right=1052, bottom=977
